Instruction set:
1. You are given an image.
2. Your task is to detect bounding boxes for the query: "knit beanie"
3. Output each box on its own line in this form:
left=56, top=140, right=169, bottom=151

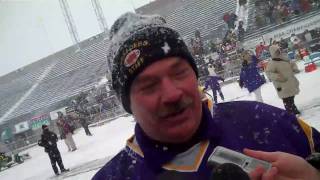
left=108, top=12, right=198, bottom=113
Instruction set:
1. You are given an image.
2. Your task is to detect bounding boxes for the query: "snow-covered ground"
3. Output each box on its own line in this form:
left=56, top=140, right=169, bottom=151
left=1, top=62, right=319, bottom=180
left=219, top=62, right=320, bottom=129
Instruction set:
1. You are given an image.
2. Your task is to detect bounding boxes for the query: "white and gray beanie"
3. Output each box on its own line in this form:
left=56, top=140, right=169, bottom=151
left=108, top=12, right=198, bottom=113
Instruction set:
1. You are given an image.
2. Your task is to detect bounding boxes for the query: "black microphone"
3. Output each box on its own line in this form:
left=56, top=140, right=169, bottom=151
left=209, top=163, right=250, bottom=180
left=156, top=163, right=250, bottom=180
left=306, top=153, right=320, bottom=170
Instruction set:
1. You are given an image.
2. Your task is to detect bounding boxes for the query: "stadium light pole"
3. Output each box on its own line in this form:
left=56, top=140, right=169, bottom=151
left=91, top=0, right=109, bottom=37
left=59, top=0, right=80, bottom=51
left=130, top=0, right=136, bottom=12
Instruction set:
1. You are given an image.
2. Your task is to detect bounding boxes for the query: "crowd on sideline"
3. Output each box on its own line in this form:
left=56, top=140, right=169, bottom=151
left=187, top=10, right=246, bottom=82
left=67, top=85, right=120, bottom=121
left=254, top=0, right=320, bottom=28
left=256, top=27, right=320, bottom=61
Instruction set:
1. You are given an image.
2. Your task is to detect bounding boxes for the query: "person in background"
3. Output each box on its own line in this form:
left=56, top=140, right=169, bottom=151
left=239, top=50, right=266, bottom=102
left=255, top=42, right=268, bottom=60
left=237, top=21, right=245, bottom=42
left=92, top=12, right=320, bottom=180
left=38, top=125, right=69, bottom=175
left=56, top=112, right=77, bottom=151
left=304, top=29, right=312, bottom=49
left=204, top=71, right=225, bottom=104
left=266, top=44, right=301, bottom=116
left=73, top=109, right=93, bottom=136
left=290, top=33, right=302, bottom=50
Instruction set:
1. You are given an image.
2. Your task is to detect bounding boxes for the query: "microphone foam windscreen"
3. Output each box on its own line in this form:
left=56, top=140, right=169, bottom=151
left=210, top=163, right=250, bottom=180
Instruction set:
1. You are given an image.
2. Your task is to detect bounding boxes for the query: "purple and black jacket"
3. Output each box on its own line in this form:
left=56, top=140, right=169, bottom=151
left=92, top=101, right=320, bottom=180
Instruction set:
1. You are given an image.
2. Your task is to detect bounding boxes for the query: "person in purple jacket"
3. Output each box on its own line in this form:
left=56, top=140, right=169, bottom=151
left=92, top=12, right=320, bottom=180
left=239, top=50, right=266, bottom=102
left=204, top=74, right=225, bottom=104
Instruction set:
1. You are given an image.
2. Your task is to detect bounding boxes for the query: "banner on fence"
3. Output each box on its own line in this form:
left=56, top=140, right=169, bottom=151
left=31, top=114, right=50, bottom=130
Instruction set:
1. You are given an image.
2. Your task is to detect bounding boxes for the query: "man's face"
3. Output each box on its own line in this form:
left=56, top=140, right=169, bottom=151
left=130, top=57, right=202, bottom=143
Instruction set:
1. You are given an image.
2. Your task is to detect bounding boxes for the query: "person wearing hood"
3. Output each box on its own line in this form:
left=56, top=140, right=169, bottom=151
left=92, top=12, right=320, bottom=180
left=38, top=125, right=69, bottom=175
left=266, top=44, right=301, bottom=115
left=239, top=50, right=266, bottom=102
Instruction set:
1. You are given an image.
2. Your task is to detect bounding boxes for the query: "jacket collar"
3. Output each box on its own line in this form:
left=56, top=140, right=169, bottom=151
left=134, top=104, right=221, bottom=171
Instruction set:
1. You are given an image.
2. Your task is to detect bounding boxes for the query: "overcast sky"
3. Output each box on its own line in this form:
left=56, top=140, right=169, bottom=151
left=0, top=0, right=152, bottom=77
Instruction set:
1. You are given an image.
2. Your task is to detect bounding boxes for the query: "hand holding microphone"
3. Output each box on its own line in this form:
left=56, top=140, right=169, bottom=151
left=207, top=146, right=271, bottom=180
left=244, top=149, right=320, bottom=180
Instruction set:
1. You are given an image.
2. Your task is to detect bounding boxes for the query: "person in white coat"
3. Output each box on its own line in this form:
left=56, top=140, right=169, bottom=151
left=266, top=44, right=301, bottom=115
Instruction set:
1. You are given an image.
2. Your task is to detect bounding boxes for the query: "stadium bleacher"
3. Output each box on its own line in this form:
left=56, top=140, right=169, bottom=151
left=137, top=0, right=237, bottom=40
left=165, top=0, right=237, bottom=39
left=135, top=0, right=185, bottom=16
left=0, top=58, right=56, bottom=120
left=0, top=35, right=109, bottom=124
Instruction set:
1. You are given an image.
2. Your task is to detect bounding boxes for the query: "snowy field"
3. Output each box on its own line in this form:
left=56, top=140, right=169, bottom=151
left=0, top=62, right=319, bottom=180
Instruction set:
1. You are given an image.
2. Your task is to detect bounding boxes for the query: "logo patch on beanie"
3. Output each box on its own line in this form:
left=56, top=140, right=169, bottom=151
left=124, top=49, right=140, bottom=67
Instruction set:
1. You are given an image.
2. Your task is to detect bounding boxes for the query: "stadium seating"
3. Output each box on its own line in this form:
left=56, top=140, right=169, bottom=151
left=135, top=0, right=185, bottom=16
left=0, top=59, right=56, bottom=119
left=165, top=0, right=237, bottom=39
left=137, top=0, right=236, bottom=40
left=0, top=35, right=109, bottom=123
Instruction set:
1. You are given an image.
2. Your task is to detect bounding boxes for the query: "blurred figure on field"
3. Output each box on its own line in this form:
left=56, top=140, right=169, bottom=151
left=239, top=50, right=266, bottom=102
left=76, top=109, right=93, bottom=136
left=204, top=70, right=225, bottom=104
left=56, top=112, right=77, bottom=151
left=38, top=125, right=69, bottom=175
left=266, top=44, right=301, bottom=116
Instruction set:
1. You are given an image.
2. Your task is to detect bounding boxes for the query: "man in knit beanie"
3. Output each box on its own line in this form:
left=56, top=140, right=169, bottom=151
left=38, top=125, right=69, bottom=175
left=107, top=12, right=198, bottom=113
left=93, top=12, right=320, bottom=180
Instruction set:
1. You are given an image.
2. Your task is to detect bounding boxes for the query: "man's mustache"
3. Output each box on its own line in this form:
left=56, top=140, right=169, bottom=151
left=157, top=97, right=193, bottom=118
